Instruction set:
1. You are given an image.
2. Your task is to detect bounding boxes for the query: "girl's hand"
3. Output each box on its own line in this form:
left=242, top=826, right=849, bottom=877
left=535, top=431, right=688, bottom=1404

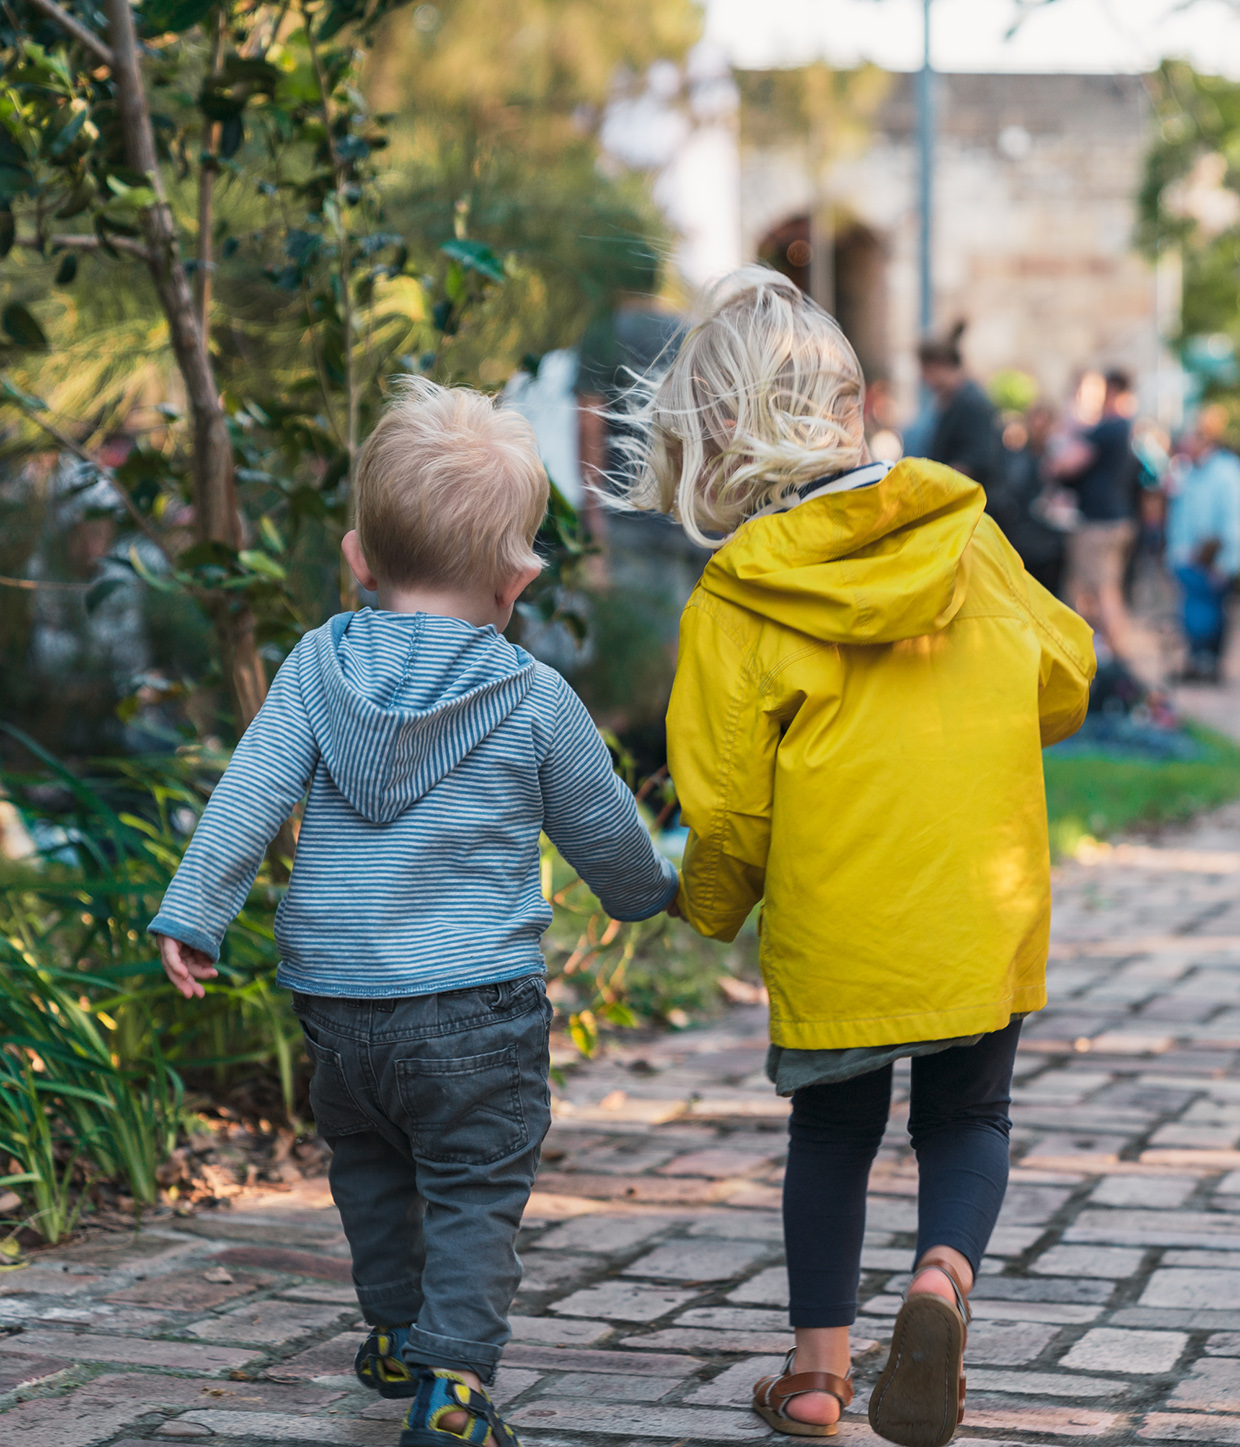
left=156, top=933, right=218, bottom=999
left=666, top=895, right=683, bottom=919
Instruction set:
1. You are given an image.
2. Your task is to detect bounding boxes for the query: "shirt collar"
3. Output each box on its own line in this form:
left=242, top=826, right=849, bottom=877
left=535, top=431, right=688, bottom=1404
left=751, top=459, right=895, bottom=519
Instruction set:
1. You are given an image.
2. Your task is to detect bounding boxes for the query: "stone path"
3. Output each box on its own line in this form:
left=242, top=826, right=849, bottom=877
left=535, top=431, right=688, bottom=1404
left=11, top=803, right=1240, bottom=1444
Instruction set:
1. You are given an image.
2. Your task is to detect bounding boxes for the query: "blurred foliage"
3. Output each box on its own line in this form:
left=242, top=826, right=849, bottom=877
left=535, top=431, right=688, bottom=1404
left=1139, top=61, right=1240, bottom=419
left=0, top=0, right=695, bottom=748
left=737, top=63, right=891, bottom=154
left=1045, top=724, right=1240, bottom=859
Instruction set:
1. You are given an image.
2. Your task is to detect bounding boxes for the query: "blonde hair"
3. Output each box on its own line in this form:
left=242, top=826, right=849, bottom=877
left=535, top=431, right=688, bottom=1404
left=355, top=377, right=549, bottom=589
left=618, top=265, right=866, bottom=548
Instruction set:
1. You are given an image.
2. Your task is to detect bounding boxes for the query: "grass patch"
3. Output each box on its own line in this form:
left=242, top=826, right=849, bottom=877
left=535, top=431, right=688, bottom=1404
left=1045, top=723, right=1240, bottom=856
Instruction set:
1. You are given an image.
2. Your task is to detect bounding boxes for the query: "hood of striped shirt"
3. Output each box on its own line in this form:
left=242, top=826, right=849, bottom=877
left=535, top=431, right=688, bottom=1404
left=302, top=608, right=537, bottom=824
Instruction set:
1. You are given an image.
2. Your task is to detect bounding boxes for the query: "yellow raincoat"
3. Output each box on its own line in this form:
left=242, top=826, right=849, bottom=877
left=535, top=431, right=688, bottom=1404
left=667, top=458, right=1095, bottom=1051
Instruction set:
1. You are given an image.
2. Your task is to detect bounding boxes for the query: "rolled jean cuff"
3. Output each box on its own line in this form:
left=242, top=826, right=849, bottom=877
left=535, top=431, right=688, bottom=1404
left=789, top=1305, right=858, bottom=1329
left=404, top=1325, right=503, bottom=1385
left=354, top=1275, right=423, bottom=1327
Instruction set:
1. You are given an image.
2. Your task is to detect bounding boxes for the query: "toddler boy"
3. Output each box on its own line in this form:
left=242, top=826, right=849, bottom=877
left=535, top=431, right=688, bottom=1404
left=151, top=378, right=679, bottom=1446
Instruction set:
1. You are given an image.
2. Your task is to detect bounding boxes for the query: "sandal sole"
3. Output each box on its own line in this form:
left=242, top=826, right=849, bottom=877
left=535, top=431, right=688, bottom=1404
left=753, top=1402, right=839, bottom=1437
left=868, top=1294, right=964, bottom=1447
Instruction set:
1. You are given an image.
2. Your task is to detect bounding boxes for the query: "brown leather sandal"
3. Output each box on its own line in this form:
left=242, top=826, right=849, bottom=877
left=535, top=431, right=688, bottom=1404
left=868, top=1254, right=971, bottom=1447
left=753, top=1347, right=854, bottom=1437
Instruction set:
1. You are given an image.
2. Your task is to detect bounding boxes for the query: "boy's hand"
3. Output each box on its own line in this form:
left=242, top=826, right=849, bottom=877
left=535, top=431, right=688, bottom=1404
left=665, top=894, right=683, bottom=918
left=156, top=933, right=218, bottom=999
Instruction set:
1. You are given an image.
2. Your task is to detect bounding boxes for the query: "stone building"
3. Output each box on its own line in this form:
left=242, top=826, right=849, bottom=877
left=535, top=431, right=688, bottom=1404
left=737, top=68, right=1182, bottom=421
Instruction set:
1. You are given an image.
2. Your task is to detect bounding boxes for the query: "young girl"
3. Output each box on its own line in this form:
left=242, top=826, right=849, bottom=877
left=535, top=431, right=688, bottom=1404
left=628, top=269, right=1094, bottom=1446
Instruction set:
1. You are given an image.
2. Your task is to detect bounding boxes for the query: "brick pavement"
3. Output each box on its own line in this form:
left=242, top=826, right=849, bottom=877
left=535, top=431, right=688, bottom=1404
left=11, top=803, right=1240, bottom=1443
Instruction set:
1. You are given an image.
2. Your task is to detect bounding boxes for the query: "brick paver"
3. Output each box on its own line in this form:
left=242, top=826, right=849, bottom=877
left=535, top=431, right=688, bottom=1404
left=12, top=797, right=1240, bottom=1442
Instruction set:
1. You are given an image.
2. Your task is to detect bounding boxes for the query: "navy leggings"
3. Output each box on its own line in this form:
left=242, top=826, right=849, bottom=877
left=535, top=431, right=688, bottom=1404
left=784, top=1019, right=1021, bottom=1329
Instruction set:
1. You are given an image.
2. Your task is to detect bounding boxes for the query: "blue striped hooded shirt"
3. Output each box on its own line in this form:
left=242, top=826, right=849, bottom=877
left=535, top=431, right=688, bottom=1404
left=149, top=608, right=679, bottom=997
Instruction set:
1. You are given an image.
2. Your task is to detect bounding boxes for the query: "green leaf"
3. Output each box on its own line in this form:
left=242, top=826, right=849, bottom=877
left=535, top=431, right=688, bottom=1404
left=127, top=545, right=181, bottom=593
left=55, top=177, right=96, bottom=219
left=199, top=90, right=248, bottom=123
left=567, top=1009, right=598, bottom=1058
left=54, top=252, right=78, bottom=286
left=220, top=57, right=281, bottom=91
left=0, top=165, right=34, bottom=201
left=219, top=114, right=244, bottom=160
left=178, top=539, right=238, bottom=571
left=139, top=0, right=216, bottom=34
left=258, top=516, right=286, bottom=554
left=84, top=577, right=125, bottom=614
left=47, top=103, right=89, bottom=159
left=104, top=177, right=158, bottom=214
left=440, top=238, right=506, bottom=284
left=238, top=549, right=286, bottom=580
left=2, top=303, right=48, bottom=349
left=0, top=375, right=48, bottom=411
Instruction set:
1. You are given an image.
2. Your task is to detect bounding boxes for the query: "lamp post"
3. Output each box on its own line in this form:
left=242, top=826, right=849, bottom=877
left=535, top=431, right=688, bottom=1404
left=917, top=0, right=934, bottom=335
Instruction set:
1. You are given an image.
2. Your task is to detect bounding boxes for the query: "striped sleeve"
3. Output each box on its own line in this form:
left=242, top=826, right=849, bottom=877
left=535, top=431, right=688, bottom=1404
left=149, top=646, right=319, bottom=960
left=540, top=676, right=679, bottom=921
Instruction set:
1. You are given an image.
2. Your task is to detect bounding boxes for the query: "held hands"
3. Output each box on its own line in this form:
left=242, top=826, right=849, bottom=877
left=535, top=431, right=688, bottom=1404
left=156, top=933, right=218, bottom=999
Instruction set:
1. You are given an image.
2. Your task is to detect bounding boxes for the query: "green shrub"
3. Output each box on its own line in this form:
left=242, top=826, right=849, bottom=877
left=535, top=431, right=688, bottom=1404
left=1045, top=724, right=1240, bottom=854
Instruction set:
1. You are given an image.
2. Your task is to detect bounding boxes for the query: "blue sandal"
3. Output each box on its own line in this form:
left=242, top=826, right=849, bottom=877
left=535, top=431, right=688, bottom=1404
left=400, top=1368, right=522, bottom=1447
left=355, top=1324, right=418, bottom=1398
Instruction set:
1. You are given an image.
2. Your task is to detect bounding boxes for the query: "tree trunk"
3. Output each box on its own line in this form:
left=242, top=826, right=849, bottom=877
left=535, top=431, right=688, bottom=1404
left=106, top=0, right=268, bottom=735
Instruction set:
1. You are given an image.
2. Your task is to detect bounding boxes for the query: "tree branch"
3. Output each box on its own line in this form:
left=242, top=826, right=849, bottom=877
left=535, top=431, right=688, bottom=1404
left=108, top=0, right=269, bottom=731
left=16, top=233, right=154, bottom=262
left=0, top=575, right=91, bottom=591
left=196, top=5, right=226, bottom=333
left=24, top=0, right=115, bottom=66
left=306, top=24, right=359, bottom=610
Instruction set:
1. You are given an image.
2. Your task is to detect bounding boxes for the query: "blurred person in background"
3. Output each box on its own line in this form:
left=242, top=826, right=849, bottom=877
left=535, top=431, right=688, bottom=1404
left=990, top=402, right=1066, bottom=596
left=575, top=244, right=683, bottom=559
left=864, top=376, right=905, bottom=463
left=1051, top=369, right=1138, bottom=657
left=1166, top=403, right=1240, bottom=683
left=917, top=322, right=1005, bottom=492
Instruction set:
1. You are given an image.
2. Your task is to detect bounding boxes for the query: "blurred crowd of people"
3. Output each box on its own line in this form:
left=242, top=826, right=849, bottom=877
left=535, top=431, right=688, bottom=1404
left=896, top=326, right=1240, bottom=686
left=507, top=285, right=1240, bottom=692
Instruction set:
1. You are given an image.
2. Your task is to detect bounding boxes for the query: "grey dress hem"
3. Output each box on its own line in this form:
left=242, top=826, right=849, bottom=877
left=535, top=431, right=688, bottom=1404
left=766, top=1014, right=1029, bottom=1096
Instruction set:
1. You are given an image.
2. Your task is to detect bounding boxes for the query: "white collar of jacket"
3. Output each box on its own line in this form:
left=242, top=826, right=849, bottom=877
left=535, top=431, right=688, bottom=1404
left=750, top=459, right=895, bottom=520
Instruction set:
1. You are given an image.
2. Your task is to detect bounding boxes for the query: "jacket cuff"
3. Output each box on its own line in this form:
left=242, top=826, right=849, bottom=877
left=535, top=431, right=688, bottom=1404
left=601, top=863, right=681, bottom=922
left=148, top=915, right=221, bottom=963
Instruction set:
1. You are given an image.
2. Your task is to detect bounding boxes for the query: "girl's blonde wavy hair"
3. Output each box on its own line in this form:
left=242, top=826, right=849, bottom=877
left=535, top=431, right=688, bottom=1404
left=616, top=265, right=866, bottom=549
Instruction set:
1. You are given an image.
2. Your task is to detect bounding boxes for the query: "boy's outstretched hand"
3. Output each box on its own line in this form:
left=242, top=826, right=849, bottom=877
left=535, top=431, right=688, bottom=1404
left=156, top=933, right=218, bottom=999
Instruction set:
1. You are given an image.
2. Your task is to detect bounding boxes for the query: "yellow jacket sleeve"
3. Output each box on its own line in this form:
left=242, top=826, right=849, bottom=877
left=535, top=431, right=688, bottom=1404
left=1020, top=569, right=1097, bottom=746
left=666, top=593, right=781, bottom=941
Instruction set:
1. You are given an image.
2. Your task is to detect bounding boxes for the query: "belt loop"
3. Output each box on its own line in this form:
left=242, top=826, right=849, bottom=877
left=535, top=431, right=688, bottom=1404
left=492, top=979, right=511, bottom=1011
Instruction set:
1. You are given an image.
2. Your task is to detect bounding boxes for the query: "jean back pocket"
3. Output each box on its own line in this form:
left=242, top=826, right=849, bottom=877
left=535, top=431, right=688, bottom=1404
left=396, top=1045, right=528, bottom=1166
left=302, top=1032, right=373, bottom=1139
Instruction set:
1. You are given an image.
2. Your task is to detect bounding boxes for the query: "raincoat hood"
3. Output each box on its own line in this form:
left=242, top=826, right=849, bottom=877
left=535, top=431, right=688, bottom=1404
left=702, top=458, right=987, bottom=645
left=301, top=608, right=536, bottom=823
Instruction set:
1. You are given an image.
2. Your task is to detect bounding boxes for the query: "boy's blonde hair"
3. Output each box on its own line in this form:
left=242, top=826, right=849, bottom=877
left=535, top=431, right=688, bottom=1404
left=619, top=265, right=866, bottom=548
left=355, top=377, right=548, bottom=590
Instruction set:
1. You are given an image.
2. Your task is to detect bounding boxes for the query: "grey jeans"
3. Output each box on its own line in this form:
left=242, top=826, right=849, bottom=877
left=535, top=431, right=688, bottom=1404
left=293, top=975, right=553, bottom=1383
